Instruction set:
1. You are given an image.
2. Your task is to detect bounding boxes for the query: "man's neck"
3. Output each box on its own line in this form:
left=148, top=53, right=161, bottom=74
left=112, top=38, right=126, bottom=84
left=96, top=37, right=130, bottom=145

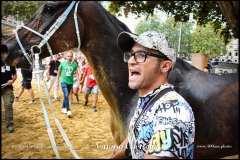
left=138, top=79, right=168, bottom=96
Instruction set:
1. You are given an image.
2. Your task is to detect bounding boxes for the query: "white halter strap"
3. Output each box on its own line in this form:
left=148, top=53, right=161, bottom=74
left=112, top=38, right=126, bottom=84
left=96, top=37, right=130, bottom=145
left=14, top=1, right=82, bottom=159
left=14, top=1, right=81, bottom=65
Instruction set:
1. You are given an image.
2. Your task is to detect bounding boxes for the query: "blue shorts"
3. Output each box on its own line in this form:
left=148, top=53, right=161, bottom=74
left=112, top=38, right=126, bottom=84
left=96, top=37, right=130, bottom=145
left=85, top=85, right=98, bottom=95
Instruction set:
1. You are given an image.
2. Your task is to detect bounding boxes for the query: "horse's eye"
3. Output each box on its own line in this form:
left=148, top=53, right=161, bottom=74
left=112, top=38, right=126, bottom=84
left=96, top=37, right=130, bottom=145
left=43, top=6, right=54, bottom=14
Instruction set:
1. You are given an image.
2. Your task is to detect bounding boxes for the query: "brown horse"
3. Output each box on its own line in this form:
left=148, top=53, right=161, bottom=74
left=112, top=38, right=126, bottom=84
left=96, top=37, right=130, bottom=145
left=1, top=1, right=238, bottom=158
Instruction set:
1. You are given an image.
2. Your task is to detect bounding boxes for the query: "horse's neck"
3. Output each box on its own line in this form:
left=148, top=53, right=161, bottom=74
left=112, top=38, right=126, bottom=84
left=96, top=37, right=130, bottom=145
left=79, top=1, right=130, bottom=78
left=169, top=58, right=208, bottom=95
left=78, top=2, right=138, bottom=134
left=169, top=59, right=193, bottom=85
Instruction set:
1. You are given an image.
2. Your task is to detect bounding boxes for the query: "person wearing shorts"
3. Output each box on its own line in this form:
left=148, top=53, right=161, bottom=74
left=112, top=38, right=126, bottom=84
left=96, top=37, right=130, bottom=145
left=69, top=58, right=80, bottom=105
left=15, top=68, right=36, bottom=104
left=78, top=58, right=87, bottom=93
left=81, top=63, right=98, bottom=112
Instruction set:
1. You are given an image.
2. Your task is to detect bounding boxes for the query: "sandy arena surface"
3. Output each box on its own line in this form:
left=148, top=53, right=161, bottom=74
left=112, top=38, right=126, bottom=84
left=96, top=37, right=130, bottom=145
left=1, top=70, right=117, bottom=159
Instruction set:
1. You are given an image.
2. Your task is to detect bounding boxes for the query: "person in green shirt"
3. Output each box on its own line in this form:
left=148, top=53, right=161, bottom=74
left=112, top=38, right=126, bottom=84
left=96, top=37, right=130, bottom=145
left=56, top=52, right=80, bottom=117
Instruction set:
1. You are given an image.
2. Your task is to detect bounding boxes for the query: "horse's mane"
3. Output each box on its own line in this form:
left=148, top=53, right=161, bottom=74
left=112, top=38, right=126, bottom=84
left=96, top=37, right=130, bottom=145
left=174, top=58, right=198, bottom=72
left=95, top=2, right=131, bottom=33
left=108, top=14, right=132, bottom=33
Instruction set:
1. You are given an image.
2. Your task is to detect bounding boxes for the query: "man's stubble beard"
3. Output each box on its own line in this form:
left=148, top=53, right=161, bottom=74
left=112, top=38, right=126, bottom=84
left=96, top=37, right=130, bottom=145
left=128, top=62, right=160, bottom=90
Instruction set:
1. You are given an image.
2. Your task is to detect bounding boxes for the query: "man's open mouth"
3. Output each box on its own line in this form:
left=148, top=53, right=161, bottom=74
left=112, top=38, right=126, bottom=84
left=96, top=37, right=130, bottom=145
left=129, top=69, right=141, bottom=81
left=130, top=71, right=140, bottom=76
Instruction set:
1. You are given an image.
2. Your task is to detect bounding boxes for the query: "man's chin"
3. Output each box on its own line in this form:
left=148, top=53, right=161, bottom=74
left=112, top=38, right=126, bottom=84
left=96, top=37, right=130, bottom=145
left=128, top=82, right=140, bottom=90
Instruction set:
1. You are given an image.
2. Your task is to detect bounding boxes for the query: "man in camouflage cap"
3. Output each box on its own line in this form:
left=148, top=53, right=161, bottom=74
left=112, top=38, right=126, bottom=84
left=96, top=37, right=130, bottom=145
left=106, top=31, right=195, bottom=159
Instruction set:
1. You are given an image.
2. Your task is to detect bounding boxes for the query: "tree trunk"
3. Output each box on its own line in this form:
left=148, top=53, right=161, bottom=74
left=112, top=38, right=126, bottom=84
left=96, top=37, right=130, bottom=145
left=218, top=1, right=239, bottom=38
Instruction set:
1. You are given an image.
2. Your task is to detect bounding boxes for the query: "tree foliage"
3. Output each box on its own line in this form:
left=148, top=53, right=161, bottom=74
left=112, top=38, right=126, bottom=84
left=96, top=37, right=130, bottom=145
left=135, top=16, right=193, bottom=57
left=135, top=15, right=226, bottom=57
left=1, top=1, right=44, bottom=21
left=190, top=23, right=226, bottom=57
left=2, top=1, right=236, bottom=45
left=1, top=1, right=235, bottom=57
left=108, top=1, right=236, bottom=44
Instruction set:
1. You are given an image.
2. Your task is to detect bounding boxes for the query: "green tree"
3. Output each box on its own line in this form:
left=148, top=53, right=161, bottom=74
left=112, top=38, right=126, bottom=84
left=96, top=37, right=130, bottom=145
left=2, top=1, right=44, bottom=21
left=108, top=1, right=239, bottom=44
left=190, top=23, right=226, bottom=57
left=135, top=16, right=193, bottom=57
left=135, top=15, right=162, bottom=34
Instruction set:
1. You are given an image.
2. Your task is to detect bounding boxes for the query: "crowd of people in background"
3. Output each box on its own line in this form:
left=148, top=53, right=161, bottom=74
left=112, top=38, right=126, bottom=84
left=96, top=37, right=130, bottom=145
left=51, top=50, right=99, bottom=117
left=1, top=49, right=99, bottom=134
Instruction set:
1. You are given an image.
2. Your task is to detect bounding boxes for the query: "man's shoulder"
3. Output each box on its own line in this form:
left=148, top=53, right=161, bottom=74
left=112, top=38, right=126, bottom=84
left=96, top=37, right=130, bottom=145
left=152, top=91, right=194, bottom=122
left=155, top=89, right=192, bottom=109
left=59, top=60, right=67, bottom=65
left=48, top=60, right=53, bottom=65
left=73, top=61, right=78, bottom=66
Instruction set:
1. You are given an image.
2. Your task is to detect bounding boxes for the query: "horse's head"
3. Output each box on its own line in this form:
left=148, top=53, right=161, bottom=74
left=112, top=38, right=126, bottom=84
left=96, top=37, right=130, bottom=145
left=1, top=1, right=84, bottom=69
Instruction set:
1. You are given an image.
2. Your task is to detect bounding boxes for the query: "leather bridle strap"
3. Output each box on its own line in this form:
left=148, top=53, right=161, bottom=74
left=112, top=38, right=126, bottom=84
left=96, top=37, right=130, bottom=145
left=15, top=1, right=81, bottom=65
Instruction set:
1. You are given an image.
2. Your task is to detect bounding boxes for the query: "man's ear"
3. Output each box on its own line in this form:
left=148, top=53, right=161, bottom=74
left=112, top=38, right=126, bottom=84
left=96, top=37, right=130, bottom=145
left=160, top=60, right=172, bottom=73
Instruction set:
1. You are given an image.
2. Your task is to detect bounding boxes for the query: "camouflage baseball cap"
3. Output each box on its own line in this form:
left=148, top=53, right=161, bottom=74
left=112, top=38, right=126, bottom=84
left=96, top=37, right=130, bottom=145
left=117, top=31, right=176, bottom=64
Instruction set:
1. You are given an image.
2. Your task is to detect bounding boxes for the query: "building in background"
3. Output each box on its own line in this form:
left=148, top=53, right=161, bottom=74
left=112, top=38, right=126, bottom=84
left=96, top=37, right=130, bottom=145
left=219, top=39, right=239, bottom=63
left=209, top=39, right=239, bottom=74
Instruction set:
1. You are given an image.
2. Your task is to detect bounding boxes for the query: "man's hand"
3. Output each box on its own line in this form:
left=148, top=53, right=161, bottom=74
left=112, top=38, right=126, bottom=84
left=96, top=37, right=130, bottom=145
left=78, top=80, right=81, bottom=86
left=47, top=75, right=50, bottom=81
left=7, top=80, right=14, bottom=85
left=105, top=138, right=128, bottom=159
left=79, top=80, right=84, bottom=85
left=56, top=80, right=59, bottom=87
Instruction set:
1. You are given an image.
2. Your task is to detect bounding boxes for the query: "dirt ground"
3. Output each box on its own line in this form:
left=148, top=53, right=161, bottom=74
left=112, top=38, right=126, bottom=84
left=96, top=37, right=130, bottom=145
left=1, top=70, right=117, bottom=159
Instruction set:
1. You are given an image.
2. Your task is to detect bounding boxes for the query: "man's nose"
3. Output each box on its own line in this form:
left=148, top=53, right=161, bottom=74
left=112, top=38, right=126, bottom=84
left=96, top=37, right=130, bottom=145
left=128, top=55, right=137, bottom=65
